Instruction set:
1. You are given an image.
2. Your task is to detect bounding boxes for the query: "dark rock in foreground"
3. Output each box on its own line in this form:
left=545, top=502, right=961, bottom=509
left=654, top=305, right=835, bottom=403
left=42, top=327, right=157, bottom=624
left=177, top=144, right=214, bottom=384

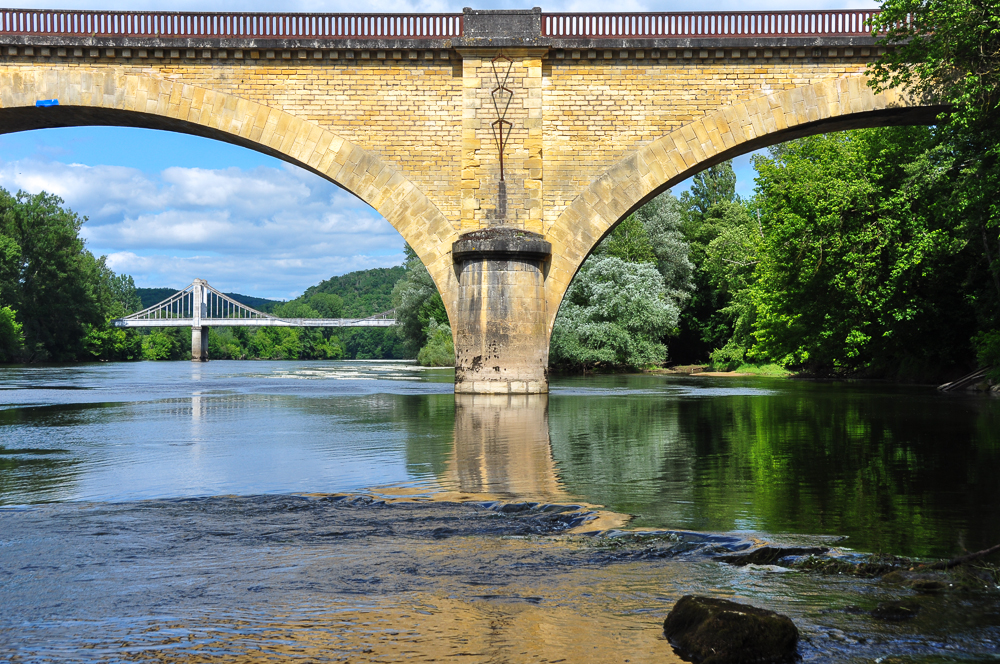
left=663, top=595, right=799, bottom=664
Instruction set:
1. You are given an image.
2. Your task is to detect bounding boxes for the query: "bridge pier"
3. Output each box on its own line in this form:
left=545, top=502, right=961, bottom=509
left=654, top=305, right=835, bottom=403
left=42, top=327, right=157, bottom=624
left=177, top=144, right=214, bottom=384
left=191, top=326, right=209, bottom=362
left=452, top=228, right=551, bottom=394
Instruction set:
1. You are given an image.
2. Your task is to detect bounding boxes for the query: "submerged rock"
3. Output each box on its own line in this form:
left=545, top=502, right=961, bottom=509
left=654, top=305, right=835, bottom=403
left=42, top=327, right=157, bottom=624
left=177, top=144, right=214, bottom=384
left=663, top=595, right=799, bottom=664
left=872, top=599, right=921, bottom=621
left=715, top=546, right=828, bottom=566
left=881, top=570, right=948, bottom=593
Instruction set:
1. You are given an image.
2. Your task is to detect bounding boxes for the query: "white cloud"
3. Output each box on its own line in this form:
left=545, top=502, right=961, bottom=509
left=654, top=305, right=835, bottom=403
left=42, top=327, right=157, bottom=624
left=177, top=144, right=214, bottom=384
left=0, top=157, right=407, bottom=299
left=106, top=251, right=405, bottom=301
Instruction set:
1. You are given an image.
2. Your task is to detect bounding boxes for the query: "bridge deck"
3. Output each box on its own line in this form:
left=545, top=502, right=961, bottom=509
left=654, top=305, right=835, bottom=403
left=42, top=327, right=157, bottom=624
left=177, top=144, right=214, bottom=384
left=112, top=280, right=397, bottom=329
left=113, top=317, right=396, bottom=328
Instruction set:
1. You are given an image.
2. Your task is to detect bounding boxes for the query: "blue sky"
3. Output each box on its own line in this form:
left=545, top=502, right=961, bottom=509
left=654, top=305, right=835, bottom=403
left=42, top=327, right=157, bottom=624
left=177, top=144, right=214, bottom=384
left=0, top=0, right=877, bottom=299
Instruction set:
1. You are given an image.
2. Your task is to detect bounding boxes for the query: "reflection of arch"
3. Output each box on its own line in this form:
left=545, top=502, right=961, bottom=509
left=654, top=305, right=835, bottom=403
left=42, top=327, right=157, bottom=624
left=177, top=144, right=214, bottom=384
left=544, top=76, right=946, bottom=331
left=0, top=67, right=460, bottom=313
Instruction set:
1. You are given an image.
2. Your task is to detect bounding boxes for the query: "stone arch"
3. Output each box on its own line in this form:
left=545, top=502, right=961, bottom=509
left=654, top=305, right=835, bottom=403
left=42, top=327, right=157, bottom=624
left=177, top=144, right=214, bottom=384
left=544, top=75, right=945, bottom=332
left=0, top=67, right=461, bottom=314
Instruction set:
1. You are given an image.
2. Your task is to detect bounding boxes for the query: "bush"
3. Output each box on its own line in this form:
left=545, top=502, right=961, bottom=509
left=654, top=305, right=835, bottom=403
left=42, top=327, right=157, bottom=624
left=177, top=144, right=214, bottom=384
left=84, top=326, right=143, bottom=361
left=550, top=256, right=681, bottom=371
left=0, top=305, right=23, bottom=362
left=709, top=341, right=747, bottom=371
left=417, top=319, right=455, bottom=367
left=142, top=328, right=188, bottom=360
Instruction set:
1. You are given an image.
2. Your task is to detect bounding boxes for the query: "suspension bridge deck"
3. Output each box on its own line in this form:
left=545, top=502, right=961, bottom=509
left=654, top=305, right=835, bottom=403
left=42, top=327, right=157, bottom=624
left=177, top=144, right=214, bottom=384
left=112, top=279, right=396, bottom=360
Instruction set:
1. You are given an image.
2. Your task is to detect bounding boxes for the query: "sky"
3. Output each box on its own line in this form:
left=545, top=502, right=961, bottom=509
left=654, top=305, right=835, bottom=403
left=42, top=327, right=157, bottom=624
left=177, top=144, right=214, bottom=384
left=0, top=0, right=879, bottom=300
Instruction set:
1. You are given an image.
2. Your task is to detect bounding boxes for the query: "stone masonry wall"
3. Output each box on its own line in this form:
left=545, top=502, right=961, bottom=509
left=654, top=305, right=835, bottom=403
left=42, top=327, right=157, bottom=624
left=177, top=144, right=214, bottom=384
left=0, top=51, right=464, bottom=223
left=542, top=51, right=869, bottom=232
left=0, top=45, right=885, bottom=245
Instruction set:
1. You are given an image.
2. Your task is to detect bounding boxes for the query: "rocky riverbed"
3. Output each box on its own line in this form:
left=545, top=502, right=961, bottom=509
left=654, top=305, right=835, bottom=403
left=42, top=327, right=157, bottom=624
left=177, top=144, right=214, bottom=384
left=1, top=495, right=997, bottom=663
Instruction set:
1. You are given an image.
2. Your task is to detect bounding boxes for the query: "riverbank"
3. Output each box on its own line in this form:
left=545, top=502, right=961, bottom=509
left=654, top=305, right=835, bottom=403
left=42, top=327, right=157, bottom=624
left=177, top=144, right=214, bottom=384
left=653, top=363, right=792, bottom=378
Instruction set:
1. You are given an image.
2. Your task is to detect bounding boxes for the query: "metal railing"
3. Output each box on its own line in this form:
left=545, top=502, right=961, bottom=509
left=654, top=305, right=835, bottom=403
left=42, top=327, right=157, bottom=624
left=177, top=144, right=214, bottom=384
left=0, top=9, right=463, bottom=39
left=541, top=10, right=881, bottom=38
left=0, top=8, right=884, bottom=40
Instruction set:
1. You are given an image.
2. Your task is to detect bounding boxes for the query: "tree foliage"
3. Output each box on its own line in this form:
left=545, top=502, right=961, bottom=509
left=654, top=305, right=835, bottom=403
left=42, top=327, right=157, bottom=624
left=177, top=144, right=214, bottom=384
left=303, top=266, right=405, bottom=317
left=870, top=0, right=1000, bottom=135
left=636, top=191, right=695, bottom=300
left=0, top=305, right=22, bottom=362
left=672, top=161, right=746, bottom=362
left=594, top=213, right=657, bottom=264
left=0, top=191, right=102, bottom=360
left=698, top=127, right=988, bottom=379
left=550, top=256, right=682, bottom=371
left=551, top=190, right=694, bottom=371
left=0, top=189, right=144, bottom=363
left=870, top=0, right=1000, bottom=372
left=391, top=244, right=451, bottom=364
left=416, top=319, right=455, bottom=367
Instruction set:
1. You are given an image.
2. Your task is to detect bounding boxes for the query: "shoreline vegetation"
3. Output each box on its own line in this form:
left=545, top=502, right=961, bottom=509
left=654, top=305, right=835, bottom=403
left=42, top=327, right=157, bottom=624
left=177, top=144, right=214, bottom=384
left=2, top=0, right=999, bottom=386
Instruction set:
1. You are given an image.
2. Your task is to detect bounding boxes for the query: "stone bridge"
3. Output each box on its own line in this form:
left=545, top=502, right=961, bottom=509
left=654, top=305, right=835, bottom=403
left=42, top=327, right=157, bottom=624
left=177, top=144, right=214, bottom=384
left=0, top=7, right=942, bottom=392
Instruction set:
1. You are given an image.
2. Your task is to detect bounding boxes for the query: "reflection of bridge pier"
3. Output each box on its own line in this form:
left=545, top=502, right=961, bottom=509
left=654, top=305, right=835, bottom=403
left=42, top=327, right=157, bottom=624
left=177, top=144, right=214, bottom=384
left=447, top=394, right=566, bottom=501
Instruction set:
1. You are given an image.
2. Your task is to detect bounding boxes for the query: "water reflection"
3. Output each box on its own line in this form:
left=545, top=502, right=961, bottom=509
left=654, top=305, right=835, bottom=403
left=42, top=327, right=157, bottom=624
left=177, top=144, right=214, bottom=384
left=549, top=377, right=1000, bottom=557
left=1, top=362, right=999, bottom=557
left=446, top=394, right=566, bottom=501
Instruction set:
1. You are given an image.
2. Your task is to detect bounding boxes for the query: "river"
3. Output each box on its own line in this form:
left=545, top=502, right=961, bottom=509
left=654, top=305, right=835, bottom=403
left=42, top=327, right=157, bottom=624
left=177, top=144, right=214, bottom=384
left=1, top=361, right=998, bottom=662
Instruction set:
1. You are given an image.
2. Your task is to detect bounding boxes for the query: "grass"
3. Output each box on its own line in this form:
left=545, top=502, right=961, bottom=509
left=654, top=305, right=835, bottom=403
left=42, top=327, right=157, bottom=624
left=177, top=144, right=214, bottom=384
left=711, top=362, right=792, bottom=377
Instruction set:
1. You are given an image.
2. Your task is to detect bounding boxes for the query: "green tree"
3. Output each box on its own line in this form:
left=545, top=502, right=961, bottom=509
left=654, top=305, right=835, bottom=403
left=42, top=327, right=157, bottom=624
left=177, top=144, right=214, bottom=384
left=83, top=257, right=143, bottom=361
left=303, top=265, right=405, bottom=317
left=680, top=161, right=739, bottom=223
left=307, top=292, right=344, bottom=318
left=704, top=205, right=764, bottom=368
left=0, top=190, right=104, bottom=361
left=416, top=319, right=455, bottom=367
left=391, top=244, right=448, bottom=357
left=595, top=213, right=657, bottom=263
left=634, top=190, right=695, bottom=300
left=745, top=127, right=978, bottom=376
left=0, top=305, right=23, bottom=362
left=208, top=326, right=247, bottom=360
left=673, top=161, right=744, bottom=362
left=342, top=327, right=408, bottom=360
left=272, top=300, right=320, bottom=319
left=550, top=256, right=681, bottom=371
left=142, top=327, right=188, bottom=360
left=871, top=0, right=1000, bottom=368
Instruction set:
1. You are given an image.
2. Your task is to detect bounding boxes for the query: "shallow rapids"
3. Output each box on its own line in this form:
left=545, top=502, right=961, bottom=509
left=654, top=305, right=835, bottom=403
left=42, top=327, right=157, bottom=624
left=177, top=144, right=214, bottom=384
left=1, top=495, right=997, bottom=662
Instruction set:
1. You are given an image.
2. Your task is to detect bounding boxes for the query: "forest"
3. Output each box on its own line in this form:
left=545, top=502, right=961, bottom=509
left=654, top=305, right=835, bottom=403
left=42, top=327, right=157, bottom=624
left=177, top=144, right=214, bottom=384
left=1, top=0, right=997, bottom=380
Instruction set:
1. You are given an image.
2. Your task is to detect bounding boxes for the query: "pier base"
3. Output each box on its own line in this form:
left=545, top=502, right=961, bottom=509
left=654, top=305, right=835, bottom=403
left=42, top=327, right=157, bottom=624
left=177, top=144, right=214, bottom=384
left=452, top=227, right=551, bottom=394
left=191, top=326, right=209, bottom=361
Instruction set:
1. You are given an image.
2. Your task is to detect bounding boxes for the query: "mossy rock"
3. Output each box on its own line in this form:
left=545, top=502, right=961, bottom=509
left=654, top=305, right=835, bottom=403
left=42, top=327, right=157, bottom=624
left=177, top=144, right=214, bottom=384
left=872, top=599, right=921, bottom=621
left=881, top=570, right=948, bottom=593
left=663, top=595, right=799, bottom=664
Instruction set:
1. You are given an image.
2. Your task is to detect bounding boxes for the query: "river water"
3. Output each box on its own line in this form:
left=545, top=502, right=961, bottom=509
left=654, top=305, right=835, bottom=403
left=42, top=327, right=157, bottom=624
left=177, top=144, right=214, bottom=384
left=1, top=361, right=998, bottom=662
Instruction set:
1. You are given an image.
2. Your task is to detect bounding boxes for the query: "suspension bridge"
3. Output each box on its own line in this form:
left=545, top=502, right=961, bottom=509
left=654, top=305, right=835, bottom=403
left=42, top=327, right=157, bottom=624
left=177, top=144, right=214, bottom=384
left=112, top=279, right=397, bottom=360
